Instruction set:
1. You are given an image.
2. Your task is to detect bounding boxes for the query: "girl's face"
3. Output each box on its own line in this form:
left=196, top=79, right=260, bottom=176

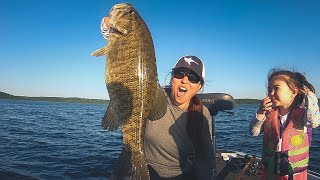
left=170, top=68, right=202, bottom=109
left=268, top=77, right=297, bottom=110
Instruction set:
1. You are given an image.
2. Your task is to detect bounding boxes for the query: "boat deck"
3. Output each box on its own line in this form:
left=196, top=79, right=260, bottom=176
left=215, top=149, right=320, bottom=180
left=216, top=150, right=261, bottom=179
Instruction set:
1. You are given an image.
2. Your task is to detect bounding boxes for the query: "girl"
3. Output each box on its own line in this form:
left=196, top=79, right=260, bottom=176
left=249, top=68, right=320, bottom=180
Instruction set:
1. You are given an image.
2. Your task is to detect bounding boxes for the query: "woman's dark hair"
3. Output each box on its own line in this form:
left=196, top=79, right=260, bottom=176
left=267, top=68, right=315, bottom=107
left=169, top=69, right=207, bottom=156
left=186, top=80, right=207, bottom=157
left=187, top=95, right=207, bottom=156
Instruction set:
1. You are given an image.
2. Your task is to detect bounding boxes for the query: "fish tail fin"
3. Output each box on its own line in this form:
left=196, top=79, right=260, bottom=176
left=91, top=46, right=108, bottom=57
left=110, top=148, right=149, bottom=180
left=131, top=151, right=150, bottom=180
left=109, top=148, right=132, bottom=180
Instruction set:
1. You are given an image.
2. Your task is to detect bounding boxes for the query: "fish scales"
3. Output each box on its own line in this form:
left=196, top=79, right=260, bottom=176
left=92, top=3, right=166, bottom=180
left=106, top=14, right=157, bottom=150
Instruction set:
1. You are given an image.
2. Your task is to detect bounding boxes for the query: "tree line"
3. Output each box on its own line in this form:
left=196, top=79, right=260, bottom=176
left=0, top=91, right=109, bottom=104
left=0, top=91, right=262, bottom=105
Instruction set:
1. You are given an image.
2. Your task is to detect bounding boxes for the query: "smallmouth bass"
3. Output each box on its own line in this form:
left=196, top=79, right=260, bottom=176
left=92, top=3, right=167, bottom=180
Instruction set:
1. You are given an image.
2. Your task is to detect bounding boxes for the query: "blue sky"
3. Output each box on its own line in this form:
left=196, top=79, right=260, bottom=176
left=1, top=0, right=319, bottom=100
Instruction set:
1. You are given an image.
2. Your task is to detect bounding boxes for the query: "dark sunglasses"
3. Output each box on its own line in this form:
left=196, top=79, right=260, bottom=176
left=172, top=69, right=201, bottom=84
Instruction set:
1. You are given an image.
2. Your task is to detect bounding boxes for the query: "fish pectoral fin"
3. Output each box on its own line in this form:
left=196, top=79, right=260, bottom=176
left=101, top=104, right=121, bottom=130
left=91, top=46, right=108, bottom=57
left=148, top=84, right=167, bottom=121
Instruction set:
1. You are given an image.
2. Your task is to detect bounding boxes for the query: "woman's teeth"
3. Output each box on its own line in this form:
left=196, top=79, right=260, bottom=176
left=179, top=87, right=187, bottom=92
left=177, top=87, right=187, bottom=97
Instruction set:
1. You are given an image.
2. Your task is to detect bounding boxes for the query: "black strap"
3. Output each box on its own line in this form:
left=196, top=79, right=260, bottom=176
left=288, top=173, right=294, bottom=180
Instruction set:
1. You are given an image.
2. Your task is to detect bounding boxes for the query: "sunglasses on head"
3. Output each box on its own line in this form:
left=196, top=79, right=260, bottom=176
left=172, top=69, right=201, bottom=84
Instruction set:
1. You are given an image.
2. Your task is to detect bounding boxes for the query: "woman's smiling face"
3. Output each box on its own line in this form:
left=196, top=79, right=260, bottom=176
left=170, top=68, right=202, bottom=109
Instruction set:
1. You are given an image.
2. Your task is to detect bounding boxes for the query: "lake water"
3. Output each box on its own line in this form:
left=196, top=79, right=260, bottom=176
left=0, top=99, right=319, bottom=179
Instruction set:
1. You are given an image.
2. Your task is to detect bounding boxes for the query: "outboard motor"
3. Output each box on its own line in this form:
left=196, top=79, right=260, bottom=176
left=197, top=93, right=236, bottom=116
left=197, top=93, right=236, bottom=179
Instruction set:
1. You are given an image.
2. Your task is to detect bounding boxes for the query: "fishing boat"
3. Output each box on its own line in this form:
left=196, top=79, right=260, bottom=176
left=198, top=93, right=320, bottom=179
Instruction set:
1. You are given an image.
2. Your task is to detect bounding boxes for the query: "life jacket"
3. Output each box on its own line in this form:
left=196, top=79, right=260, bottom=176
left=262, top=107, right=309, bottom=180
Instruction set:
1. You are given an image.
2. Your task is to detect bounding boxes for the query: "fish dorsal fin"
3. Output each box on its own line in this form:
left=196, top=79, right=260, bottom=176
left=91, top=46, right=108, bottom=57
left=101, top=103, right=122, bottom=130
left=148, top=84, right=167, bottom=121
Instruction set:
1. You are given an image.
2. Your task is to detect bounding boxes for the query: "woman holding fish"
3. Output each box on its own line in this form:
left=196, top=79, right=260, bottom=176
left=94, top=3, right=214, bottom=180
left=144, top=55, right=215, bottom=180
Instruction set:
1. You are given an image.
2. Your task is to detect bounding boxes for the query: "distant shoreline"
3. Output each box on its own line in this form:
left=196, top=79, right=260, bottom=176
left=0, top=91, right=260, bottom=105
left=0, top=91, right=109, bottom=105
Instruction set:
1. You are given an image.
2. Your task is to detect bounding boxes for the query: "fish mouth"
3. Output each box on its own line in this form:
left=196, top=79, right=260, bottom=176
left=109, top=26, right=125, bottom=35
left=101, top=17, right=126, bottom=39
left=102, top=24, right=126, bottom=40
left=102, top=26, right=125, bottom=39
